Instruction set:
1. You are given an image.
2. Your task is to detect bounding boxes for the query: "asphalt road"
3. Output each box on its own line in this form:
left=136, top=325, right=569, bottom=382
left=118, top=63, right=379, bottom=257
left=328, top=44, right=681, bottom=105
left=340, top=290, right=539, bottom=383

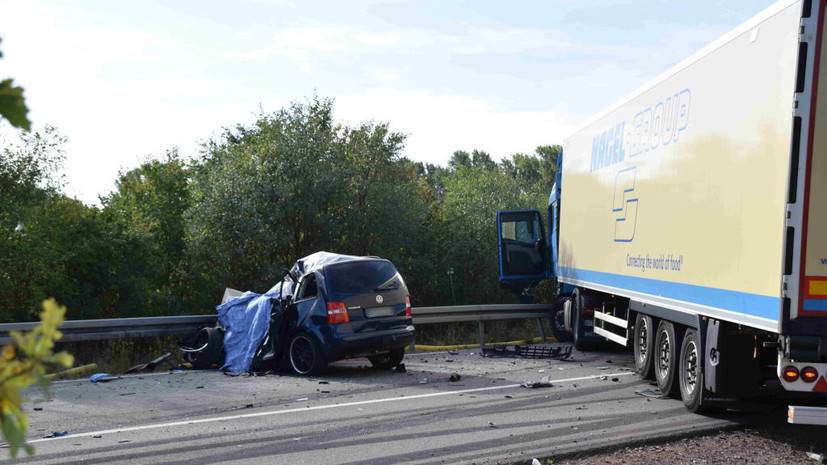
left=11, top=343, right=778, bottom=464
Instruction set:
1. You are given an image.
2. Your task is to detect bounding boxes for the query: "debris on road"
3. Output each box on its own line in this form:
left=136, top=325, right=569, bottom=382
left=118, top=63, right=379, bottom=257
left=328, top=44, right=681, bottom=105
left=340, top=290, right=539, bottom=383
left=521, top=376, right=554, bottom=389
left=46, top=363, right=98, bottom=380
left=89, top=373, right=121, bottom=383
left=125, top=352, right=174, bottom=374
left=487, top=421, right=497, bottom=428
left=394, top=363, right=406, bottom=373
left=481, top=344, right=572, bottom=360
left=180, top=326, right=225, bottom=370
left=449, top=373, right=461, bottom=382
left=42, top=431, right=68, bottom=438
left=807, top=452, right=824, bottom=463
left=635, top=388, right=667, bottom=399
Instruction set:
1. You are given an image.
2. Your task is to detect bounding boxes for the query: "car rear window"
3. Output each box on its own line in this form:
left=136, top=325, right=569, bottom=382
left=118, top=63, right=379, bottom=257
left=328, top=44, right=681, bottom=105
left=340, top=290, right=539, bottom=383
left=326, top=260, right=400, bottom=294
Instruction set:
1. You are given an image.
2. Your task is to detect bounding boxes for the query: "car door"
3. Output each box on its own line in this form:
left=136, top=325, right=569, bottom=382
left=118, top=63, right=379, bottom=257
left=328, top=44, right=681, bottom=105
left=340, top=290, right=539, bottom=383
left=496, top=209, right=549, bottom=292
left=292, top=271, right=325, bottom=328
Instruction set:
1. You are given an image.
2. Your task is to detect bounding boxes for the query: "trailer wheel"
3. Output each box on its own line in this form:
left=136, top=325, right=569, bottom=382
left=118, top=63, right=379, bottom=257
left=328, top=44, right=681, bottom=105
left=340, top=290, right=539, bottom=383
left=679, top=328, right=709, bottom=412
left=633, top=313, right=655, bottom=380
left=654, top=321, right=682, bottom=398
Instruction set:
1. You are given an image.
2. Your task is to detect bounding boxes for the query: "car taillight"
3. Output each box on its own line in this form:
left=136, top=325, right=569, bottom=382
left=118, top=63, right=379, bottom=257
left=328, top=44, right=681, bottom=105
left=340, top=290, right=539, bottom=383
left=326, top=301, right=349, bottom=324
left=405, top=296, right=411, bottom=317
left=782, top=365, right=800, bottom=382
left=801, top=366, right=819, bottom=383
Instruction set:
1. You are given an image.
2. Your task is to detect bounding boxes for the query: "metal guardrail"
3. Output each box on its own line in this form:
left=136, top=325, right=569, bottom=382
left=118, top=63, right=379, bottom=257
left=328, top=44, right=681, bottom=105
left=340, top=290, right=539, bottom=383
left=0, top=315, right=217, bottom=346
left=0, top=304, right=555, bottom=346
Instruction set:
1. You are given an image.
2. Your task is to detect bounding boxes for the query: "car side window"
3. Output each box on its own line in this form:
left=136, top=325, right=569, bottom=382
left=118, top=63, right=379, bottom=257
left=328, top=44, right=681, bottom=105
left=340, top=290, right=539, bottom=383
left=296, top=273, right=318, bottom=300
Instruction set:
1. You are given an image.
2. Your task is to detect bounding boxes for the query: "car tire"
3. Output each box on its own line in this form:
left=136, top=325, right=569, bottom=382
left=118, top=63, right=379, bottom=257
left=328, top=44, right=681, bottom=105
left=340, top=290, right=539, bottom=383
left=654, top=320, right=682, bottom=398
left=368, top=348, right=405, bottom=369
left=185, top=327, right=225, bottom=369
left=288, top=332, right=326, bottom=376
left=633, top=313, right=655, bottom=380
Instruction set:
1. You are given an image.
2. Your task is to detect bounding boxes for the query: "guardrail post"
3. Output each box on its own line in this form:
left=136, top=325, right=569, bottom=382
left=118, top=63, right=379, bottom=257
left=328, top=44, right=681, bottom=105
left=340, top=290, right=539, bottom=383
left=477, top=320, right=485, bottom=347
left=536, top=318, right=547, bottom=342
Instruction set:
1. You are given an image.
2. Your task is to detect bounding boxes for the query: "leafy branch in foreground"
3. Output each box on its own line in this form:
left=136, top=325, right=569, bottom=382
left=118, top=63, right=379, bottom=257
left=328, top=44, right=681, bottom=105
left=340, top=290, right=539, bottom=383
left=0, top=299, right=73, bottom=457
left=0, top=38, right=31, bottom=131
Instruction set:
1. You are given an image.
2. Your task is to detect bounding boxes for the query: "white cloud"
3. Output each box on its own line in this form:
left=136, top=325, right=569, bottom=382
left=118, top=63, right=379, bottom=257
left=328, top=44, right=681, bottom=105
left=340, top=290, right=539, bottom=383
left=373, top=68, right=396, bottom=82
left=353, top=32, right=402, bottom=45
left=334, top=89, right=582, bottom=164
left=233, top=27, right=350, bottom=61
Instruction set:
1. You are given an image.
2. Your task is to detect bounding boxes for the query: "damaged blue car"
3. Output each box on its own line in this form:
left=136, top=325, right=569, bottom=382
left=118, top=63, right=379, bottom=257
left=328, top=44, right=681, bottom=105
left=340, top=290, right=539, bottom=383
left=216, top=252, right=415, bottom=376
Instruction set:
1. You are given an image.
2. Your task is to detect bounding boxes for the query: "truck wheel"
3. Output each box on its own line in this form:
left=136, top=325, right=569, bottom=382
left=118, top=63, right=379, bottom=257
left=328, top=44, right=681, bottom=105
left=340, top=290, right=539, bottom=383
left=633, top=313, right=655, bottom=380
left=679, top=328, right=708, bottom=412
left=289, top=332, right=326, bottom=376
left=550, top=297, right=573, bottom=343
left=654, top=321, right=681, bottom=398
left=571, top=289, right=589, bottom=351
left=369, top=348, right=405, bottom=369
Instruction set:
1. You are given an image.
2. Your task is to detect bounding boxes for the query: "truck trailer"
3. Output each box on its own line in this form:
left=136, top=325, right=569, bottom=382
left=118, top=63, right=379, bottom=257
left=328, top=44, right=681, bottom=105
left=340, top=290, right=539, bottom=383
left=497, top=0, right=827, bottom=417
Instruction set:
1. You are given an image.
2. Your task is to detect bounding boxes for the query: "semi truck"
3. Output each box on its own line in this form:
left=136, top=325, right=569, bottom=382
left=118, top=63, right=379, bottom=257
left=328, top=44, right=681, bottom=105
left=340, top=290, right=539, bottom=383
left=497, top=0, right=827, bottom=420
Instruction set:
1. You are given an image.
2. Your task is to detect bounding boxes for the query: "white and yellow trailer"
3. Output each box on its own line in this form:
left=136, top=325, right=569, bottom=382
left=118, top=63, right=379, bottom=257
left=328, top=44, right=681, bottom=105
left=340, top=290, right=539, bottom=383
left=498, top=0, right=827, bottom=417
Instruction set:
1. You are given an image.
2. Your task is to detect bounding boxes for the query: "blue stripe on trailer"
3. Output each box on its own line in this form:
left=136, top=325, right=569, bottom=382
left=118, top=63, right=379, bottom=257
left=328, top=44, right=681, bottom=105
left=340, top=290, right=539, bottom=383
left=559, top=267, right=780, bottom=321
left=803, top=299, right=827, bottom=312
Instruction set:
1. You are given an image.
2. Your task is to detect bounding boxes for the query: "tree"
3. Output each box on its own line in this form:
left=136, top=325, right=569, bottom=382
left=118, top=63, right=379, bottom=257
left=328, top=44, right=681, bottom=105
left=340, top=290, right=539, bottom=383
left=101, top=150, right=190, bottom=315
left=185, top=96, right=439, bottom=304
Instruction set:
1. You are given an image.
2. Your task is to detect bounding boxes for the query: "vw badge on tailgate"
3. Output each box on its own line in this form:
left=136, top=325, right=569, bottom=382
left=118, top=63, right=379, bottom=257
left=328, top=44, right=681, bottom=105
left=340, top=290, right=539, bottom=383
left=376, top=294, right=384, bottom=304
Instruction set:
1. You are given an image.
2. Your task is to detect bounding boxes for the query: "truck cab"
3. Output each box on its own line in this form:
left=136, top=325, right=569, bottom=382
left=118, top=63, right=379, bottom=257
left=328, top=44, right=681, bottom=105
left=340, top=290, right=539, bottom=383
left=497, top=157, right=603, bottom=348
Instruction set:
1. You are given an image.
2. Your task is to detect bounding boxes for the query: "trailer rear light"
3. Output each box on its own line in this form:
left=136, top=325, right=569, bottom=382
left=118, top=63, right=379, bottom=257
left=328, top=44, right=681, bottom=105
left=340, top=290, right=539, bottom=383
left=782, top=366, right=800, bottom=382
left=801, top=366, right=819, bottom=383
left=405, top=296, right=411, bottom=317
left=326, top=302, right=349, bottom=324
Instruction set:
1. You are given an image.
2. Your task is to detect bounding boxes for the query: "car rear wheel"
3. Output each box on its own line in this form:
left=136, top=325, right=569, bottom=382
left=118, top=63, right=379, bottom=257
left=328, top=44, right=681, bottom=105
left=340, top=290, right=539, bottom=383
left=289, top=332, right=326, bottom=376
left=368, top=348, right=405, bottom=369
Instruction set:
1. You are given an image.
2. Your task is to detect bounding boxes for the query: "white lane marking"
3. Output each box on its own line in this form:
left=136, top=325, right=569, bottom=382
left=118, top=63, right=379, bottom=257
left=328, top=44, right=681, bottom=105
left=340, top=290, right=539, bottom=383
left=28, top=372, right=636, bottom=444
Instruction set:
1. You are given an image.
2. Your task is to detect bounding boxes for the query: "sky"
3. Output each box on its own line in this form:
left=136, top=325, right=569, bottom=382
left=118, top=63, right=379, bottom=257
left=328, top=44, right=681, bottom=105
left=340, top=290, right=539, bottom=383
left=0, top=0, right=779, bottom=205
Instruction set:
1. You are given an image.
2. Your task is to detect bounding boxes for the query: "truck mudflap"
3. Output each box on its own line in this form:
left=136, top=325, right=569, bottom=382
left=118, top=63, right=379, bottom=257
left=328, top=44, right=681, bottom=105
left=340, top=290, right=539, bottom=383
left=788, top=405, right=827, bottom=425
left=777, top=356, right=827, bottom=392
